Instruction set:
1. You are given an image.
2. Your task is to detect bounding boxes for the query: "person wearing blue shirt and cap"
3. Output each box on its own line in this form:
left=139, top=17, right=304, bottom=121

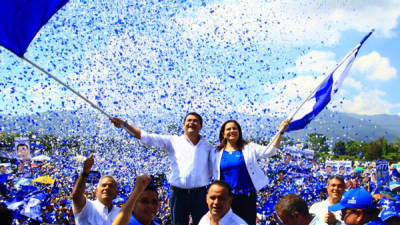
left=328, top=188, right=383, bottom=225
left=380, top=207, right=400, bottom=225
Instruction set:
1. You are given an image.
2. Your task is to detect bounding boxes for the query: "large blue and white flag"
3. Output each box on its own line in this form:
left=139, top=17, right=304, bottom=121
left=286, top=30, right=374, bottom=132
left=6, top=189, right=49, bottom=222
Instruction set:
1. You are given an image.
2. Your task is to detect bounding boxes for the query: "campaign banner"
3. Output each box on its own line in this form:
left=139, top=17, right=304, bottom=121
left=14, top=137, right=32, bottom=177
left=302, top=149, right=314, bottom=160
left=325, top=160, right=352, bottom=175
left=283, top=146, right=314, bottom=161
left=14, top=137, right=31, bottom=160
left=376, top=159, right=390, bottom=187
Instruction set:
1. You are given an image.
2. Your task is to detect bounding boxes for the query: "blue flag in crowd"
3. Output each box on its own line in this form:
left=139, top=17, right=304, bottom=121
left=286, top=30, right=374, bottom=131
left=0, top=0, right=69, bottom=57
left=6, top=189, right=49, bottom=222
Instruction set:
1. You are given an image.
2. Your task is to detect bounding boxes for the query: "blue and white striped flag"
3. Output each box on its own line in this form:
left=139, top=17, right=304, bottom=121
left=286, top=30, right=374, bottom=132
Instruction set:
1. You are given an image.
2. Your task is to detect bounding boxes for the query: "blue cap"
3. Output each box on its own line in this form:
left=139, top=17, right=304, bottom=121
left=380, top=208, right=399, bottom=221
left=328, top=188, right=374, bottom=211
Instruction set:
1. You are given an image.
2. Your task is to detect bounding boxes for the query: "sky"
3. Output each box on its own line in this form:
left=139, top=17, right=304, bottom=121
left=1, top=0, right=400, bottom=136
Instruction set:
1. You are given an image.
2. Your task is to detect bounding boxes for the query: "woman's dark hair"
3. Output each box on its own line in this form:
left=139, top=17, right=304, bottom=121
left=217, top=120, right=248, bottom=151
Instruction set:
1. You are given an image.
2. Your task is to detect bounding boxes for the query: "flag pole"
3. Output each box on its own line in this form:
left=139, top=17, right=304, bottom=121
left=21, top=56, right=112, bottom=119
left=21, top=56, right=136, bottom=136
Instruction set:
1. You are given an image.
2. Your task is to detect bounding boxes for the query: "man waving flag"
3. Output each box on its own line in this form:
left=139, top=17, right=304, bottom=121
left=286, top=30, right=374, bottom=132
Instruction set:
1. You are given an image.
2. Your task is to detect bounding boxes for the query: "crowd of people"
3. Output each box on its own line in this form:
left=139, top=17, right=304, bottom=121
left=0, top=112, right=399, bottom=225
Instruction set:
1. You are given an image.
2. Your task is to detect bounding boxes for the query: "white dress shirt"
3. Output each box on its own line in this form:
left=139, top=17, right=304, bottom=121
left=140, top=131, right=214, bottom=188
left=198, top=209, right=248, bottom=225
left=213, top=142, right=278, bottom=191
left=73, top=199, right=120, bottom=225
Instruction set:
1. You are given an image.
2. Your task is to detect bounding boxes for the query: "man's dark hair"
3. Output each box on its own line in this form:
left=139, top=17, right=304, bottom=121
left=217, top=119, right=249, bottom=151
left=209, top=180, right=233, bottom=197
left=16, top=143, right=28, bottom=150
left=274, top=194, right=309, bottom=217
left=144, top=185, right=159, bottom=198
left=184, top=112, right=203, bottom=127
left=327, top=175, right=345, bottom=186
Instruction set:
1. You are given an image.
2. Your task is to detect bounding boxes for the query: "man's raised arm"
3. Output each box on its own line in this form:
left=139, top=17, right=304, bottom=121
left=112, top=175, right=152, bottom=225
left=71, top=154, right=94, bottom=214
left=110, top=117, right=142, bottom=139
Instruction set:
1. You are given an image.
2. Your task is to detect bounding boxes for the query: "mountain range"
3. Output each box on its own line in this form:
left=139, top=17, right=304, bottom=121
left=1, top=109, right=399, bottom=143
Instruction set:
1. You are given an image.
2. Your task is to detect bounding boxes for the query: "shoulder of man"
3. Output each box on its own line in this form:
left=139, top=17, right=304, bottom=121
left=225, top=209, right=249, bottom=225
left=197, top=213, right=210, bottom=225
left=309, top=200, right=326, bottom=212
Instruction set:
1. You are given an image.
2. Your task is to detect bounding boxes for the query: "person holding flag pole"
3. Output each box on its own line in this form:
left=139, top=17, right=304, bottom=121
left=204, top=30, right=376, bottom=224
left=1, top=2, right=376, bottom=224
left=0, top=0, right=374, bottom=139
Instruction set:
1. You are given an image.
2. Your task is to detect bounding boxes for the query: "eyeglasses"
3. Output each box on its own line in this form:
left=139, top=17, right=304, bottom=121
left=341, top=208, right=359, bottom=220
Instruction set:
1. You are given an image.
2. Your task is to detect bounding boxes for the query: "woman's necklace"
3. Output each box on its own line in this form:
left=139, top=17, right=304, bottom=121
left=225, top=146, right=237, bottom=154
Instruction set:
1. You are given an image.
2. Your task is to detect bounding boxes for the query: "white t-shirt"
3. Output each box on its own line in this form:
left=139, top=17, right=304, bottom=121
left=73, top=198, right=120, bottom=225
left=309, top=199, right=342, bottom=225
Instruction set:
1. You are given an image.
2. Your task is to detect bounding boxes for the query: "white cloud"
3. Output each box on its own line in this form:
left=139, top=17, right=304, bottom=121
left=174, top=0, right=400, bottom=47
left=343, top=77, right=363, bottom=91
left=332, top=90, right=400, bottom=115
left=354, top=51, right=397, bottom=81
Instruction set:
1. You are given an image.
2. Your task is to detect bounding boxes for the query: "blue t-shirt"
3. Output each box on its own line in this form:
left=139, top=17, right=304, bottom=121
left=128, top=215, right=159, bottom=225
left=220, top=150, right=255, bottom=194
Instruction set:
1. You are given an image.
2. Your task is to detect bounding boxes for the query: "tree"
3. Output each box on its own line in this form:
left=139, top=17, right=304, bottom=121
left=307, top=132, right=329, bottom=162
left=39, top=134, right=59, bottom=153
left=383, top=137, right=400, bottom=162
left=332, top=140, right=346, bottom=159
left=364, top=137, right=385, bottom=161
